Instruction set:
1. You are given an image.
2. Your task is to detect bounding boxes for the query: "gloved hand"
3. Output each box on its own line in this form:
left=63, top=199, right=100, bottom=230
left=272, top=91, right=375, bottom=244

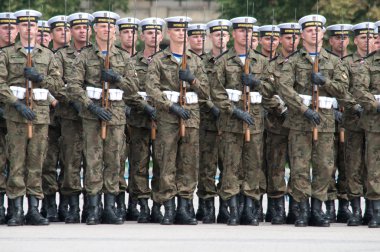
left=125, top=105, right=131, bottom=118
left=24, top=67, right=44, bottom=83
left=353, top=104, right=364, bottom=118
left=377, top=103, right=380, bottom=113
left=169, top=103, right=190, bottom=120
left=232, top=108, right=254, bottom=125
left=13, top=100, right=36, bottom=120
left=242, top=73, right=261, bottom=89
left=179, top=65, right=195, bottom=83
left=101, top=69, right=122, bottom=83
left=303, top=108, right=321, bottom=125
left=210, top=105, right=220, bottom=119
left=144, top=104, right=157, bottom=120
left=0, top=107, right=4, bottom=119
left=333, top=109, right=343, bottom=123
left=69, top=101, right=82, bottom=113
left=311, top=72, right=327, bottom=86
left=87, top=103, right=112, bottom=121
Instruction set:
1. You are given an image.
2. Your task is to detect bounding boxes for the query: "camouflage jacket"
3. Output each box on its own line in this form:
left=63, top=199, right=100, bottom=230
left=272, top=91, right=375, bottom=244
left=210, top=47, right=271, bottom=134
left=277, top=47, right=354, bottom=133
left=146, top=47, right=209, bottom=129
left=353, top=50, right=380, bottom=133
left=0, top=41, right=63, bottom=125
left=66, top=43, right=146, bottom=126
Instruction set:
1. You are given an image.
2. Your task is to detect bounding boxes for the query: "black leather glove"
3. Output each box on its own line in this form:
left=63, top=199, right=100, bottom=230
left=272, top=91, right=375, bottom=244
left=179, top=65, right=195, bottom=83
left=242, top=73, right=261, bottom=89
left=24, top=67, right=44, bottom=83
left=210, top=106, right=220, bottom=120
left=232, top=108, right=254, bottom=125
left=69, top=101, right=82, bottom=113
left=101, top=69, right=122, bottom=83
left=303, top=108, right=321, bottom=125
left=311, top=72, right=326, bottom=86
left=0, top=107, right=4, bottom=119
left=13, top=100, right=36, bottom=120
left=144, top=105, right=157, bottom=120
left=377, top=104, right=380, bottom=113
left=353, top=104, right=364, bottom=118
left=125, top=105, right=131, bottom=118
left=169, top=103, right=190, bottom=120
left=333, top=109, right=342, bottom=123
left=87, top=103, right=112, bottom=121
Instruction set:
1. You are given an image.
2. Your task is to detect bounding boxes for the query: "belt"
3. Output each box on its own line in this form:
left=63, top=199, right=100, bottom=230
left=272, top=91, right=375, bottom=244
left=374, top=95, right=380, bottom=102
left=86, top=87, right=123, bottom=101
left=10, top=86, right=51, bottom=101
left=138, top=91, right=148, bottom=101
left=249, top=92, right=262, bottom=104
left=163, top=91, right=198, bottom=104
left=299, top=94, right=336, bottom=109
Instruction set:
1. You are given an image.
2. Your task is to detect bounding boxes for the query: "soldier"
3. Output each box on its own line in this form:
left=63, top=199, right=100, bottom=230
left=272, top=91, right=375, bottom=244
left=127, top=17, right=165, bottom=223
left=37, top=20, right=51, bottom=47
left=251, top=26, right=259, bottom=50
left=373, top=22, right=380, bottom=51
left=54, top=12, right=94, bottom=224
left=0, top=12, right=18, bottom=225
left=0, top=9, right=64, bottom=226
left=66, top=11, right=152, bottom=225
left=187, top=23, right=207, bottom=56
left=115, top=17, right=140, bottom=221
left=342, top=22, right=375, bottom=226
left=324, top=24, right=354, bottom=223
left=146, top=16, right=208, bottom=225
left=276, top=14, right=360, bottom=227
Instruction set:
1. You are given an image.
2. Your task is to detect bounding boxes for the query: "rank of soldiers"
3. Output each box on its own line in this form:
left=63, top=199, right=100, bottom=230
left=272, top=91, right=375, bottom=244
left=0, top=8, right=380, bottom=229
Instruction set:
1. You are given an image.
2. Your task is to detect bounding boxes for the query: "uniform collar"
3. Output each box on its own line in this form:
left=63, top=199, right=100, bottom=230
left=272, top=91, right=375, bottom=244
left=162, top=46, right=193, bottom=65
left=93, top=42, right=119, bottom=58
left=136, top=50, right=148, bottom=64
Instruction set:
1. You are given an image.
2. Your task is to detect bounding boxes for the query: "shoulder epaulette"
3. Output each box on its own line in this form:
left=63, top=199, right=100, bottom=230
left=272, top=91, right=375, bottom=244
left=187, top=49, right=203, bottom=59
left=0, top=43, right=14, bottom=50
left=214, top=49, right=229, bottom=61
left=269, top=55, right=279, bottom=62
left=254, top=49, right=266, bottom=57
left=364, top=50, right=377, bottom=59
left=342, top=54, right=353, bottom=60
left=286, top=49, right=299, bottom=59
left=150, top=49, right=163, bottom=59
left=115, top=45, right=128, bottom=52
left=325, top=48, right=339, bottom=58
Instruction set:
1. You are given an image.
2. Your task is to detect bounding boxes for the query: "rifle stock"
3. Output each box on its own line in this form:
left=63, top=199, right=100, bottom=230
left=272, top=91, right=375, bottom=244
left=243, top=24, right=250, bottom=142
left=101, top=13, right=111, bottom=140
left=312, top=26, right=319, bottom=142
left=26, top=11, right=33, bottom=139
left=179, top=23, right=187, bottom=138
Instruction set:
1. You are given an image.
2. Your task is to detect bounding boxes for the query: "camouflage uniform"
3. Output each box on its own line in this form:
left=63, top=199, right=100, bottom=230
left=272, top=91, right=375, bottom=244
left=0, top=42, right=63, bottom=199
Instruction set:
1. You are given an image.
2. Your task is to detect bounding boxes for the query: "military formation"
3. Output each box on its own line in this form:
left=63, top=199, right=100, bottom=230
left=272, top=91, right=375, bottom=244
left=0, top=7, right=380, bottom=229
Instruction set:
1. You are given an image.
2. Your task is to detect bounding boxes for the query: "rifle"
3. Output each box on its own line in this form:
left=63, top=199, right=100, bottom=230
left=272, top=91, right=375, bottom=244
left=25, top=10, right=33, bottom=139
left=101, top=12, right=111, bottom=140
left=131, top=0, right=136, bottom=56
left=291, top=24, right=295, bottom=53
left=151, top=7, right=158, bottom=141
left=219, top=20, right=223, bottom=55
left=243, top=19, right=251, bottom=142
left=339, top=25, right=345, bottom=143
left=312, top=21, right=319, bottom=142
left=179, top=19, right=187, bottom=138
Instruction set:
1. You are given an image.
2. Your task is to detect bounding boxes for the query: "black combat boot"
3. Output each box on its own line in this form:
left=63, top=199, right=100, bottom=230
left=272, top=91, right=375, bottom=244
left=203, top=197, right=216, bottom=224
left=25, top=195, right=49, bottom=225
left=337, top=199, right=352, bottom=223
left=150, top=201, right=163, bottom=223
left=115, top=192, right=127, bottom=221
left=58, top=193, right=69, bottom=222
left=44, top=194, right=59, bottom=222
left=188, top=199, right=196, bottom=219
left=161, top=198, right=175, bottom=225
left=368, top=200, right=380, bottom=228
left=265, top=198, right=275, bottom=223
left=295, top=199, right=310, bottom=227
left=272, top=196, right=286, bottom=225
left=256, top=195, right=264, bottom=222
left=240, top=196, right=259, bottom=226
left=86, top=194, right=100, bottom=225
left=137, top=198, right=150, bottom=223
left=102, top=194, right=123, bottom=224
left=238, top=193, right=245, bottom=218
left=309, top=198, right=330, bottom=227
left=324, top=200, right=336, bottom=223
left=195, top=198, right=206, bottom=221
left=347, top=197, right=362, bottom=226
left=7, top=196, right=24, bottom=226
left=0, top=192, right=5, bottom=224
left=65, top=194, right=80, bottom=224
left=81, top=192, right=88, bottom=223
left=5, top=197, right=13, bottom=222
left=286, top=195, right=300, bottom=224
left=175, top=197, right=197, bottom=225
left=362, top=199, right=373, bottom=225
left=227, top=195, right=239, bottom=226
left=126, top=196, right=139, bottom=221
left=217, top=198, right=230, bottom=224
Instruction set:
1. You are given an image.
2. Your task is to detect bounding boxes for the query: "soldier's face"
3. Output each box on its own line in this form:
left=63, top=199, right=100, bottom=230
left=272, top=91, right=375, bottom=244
left=188, top=34, right=204, bottom=51
left=36, top=31, right=51, bottom=47
left=280, top=34, right=300, bottom=53
left=301, top=26, right=324, bottom=46
left=354, top=34, right=374, bottom=53
left=232, top=28, right=252, bottom=47
left=119, top=28, right=137, bottom=48
left=251, top=36, right=258, bottom=50
left=71, top=25, right=91, bottom=43
left=167, top=28, right=186, bottom=44
left=374, top=35, right=380, bottom=51
left=51, top=26, right=71, bottom=45
left=141, top=29, right=163, bottom=48
left=18, top=22, right=38, bottom=41
left=94, top=23, right=116, bottom=43
left=328, top=35, right=349, bottom=54
left=259, top=36, right=280, bottom=52
left=209, top=31, right=230, bottom=49
left=0, top=24, right=18, bottom=46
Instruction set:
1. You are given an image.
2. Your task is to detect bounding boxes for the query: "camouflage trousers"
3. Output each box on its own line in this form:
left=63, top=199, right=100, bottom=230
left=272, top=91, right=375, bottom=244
left=197, top=129, right=221, bottom=199
left=128, top=126, right=152, bottom=199
left=266, top=132, right=288, bottom=198
left=345, top=129, right=366, bottom=199
left=82, top=119, right=125, bottom=196
left=152, top=123, right=199, bottom=204
left=42, top=122, right=62, bottom=196
left=119, top=125, right=128, bottom=192
left=219, top=131, right=264, bottom=201
left=0, top=126, right=7, bottom=193
left=288, top=130, right=334, bottom=202
left=6, top=121, right=48, bottom=199
left=364, top=131, right=380, bottom=200
left=60, top=118, right=83, bottom=196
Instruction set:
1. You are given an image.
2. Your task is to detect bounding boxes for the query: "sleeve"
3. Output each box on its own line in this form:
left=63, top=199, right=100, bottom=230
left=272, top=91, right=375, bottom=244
left=189, top=57, right=209, bottom=100
left=352, top=61, right=378, bottom=112
left=0, top=51, right=18, bottom=104
left=40, top=55, right=65, bottom=96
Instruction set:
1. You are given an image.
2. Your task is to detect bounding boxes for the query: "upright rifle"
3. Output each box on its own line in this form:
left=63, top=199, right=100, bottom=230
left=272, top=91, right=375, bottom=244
left=219, top=20, right=223, bottom=55
left=151, top=2, right=158, bottom=140
left=179, top=18, right=187, bottom=137
left=86, top=0, right=90, bottom=46
left=131, top=0, right=136, bottom=56
left=291, top=23, right=295, bottom=53
left=312, top=20, right=320, bottom=142
left=339, top=25, right=345, bottom=143
left=243, top=18, right=251, bottom=142
left=270, top=10, right=274, bottom=61
left=101, top=12, right=111, bottom=140
left=25, top=10, right=33, bottom=139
